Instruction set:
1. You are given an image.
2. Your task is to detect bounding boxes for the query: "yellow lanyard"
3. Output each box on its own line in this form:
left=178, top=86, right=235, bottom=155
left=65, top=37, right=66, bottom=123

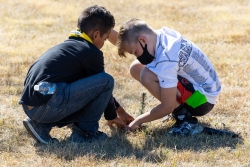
left=69, top=29, right=93, bottom=43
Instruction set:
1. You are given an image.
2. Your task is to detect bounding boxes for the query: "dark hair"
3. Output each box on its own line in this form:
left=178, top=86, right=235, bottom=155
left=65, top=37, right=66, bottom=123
left=117, top=18, right=154, bottom=57
left=77, top=5, right=115, bottom=37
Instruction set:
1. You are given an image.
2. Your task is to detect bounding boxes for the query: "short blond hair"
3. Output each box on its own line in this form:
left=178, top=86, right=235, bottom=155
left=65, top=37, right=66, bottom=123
left=117, top=19, right=154, bottom=57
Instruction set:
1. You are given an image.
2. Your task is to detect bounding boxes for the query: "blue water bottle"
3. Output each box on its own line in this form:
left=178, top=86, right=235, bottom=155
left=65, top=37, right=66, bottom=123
left=34, top=82, right=56, bottom=95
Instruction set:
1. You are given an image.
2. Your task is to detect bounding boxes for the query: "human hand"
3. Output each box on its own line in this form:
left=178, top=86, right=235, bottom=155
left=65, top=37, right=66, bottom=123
left=128, top=119, right=141, bottom=132
left=107, top=117, right=127, bottom=130
left=108, top=28, right=118, bottom=45
left=116, top=106, right=134, bottom=125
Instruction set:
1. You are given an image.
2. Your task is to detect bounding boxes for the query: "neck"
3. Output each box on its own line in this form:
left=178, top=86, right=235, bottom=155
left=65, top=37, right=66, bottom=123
left=151, top=31, right=157, bottom=56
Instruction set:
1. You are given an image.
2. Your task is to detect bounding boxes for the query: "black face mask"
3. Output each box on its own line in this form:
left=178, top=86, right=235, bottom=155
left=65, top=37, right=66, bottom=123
left=137, top=41, right=154, bottom=65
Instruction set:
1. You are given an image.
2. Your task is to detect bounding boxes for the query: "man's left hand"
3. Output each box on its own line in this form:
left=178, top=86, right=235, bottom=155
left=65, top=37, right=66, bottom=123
left=107, top=117, right=127, bottom=130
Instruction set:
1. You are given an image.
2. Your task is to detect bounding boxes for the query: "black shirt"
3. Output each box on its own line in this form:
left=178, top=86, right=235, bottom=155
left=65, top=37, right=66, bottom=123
left=20, top=37, right=117, bottom=120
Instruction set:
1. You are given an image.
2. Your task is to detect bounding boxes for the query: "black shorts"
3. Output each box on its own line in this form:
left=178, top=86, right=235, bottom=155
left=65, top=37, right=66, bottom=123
left=177, top=75, right=214, bottom=116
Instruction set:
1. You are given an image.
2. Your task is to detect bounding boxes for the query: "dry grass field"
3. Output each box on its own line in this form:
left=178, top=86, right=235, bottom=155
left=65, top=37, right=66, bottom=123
left=0, top=0, right=250, bottom=166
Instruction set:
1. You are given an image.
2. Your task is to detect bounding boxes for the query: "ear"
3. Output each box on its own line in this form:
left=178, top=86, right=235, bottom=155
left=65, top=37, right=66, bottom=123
left=92, top=31, right=100, bottom=40
left=138, top=36, right=147, bottom=44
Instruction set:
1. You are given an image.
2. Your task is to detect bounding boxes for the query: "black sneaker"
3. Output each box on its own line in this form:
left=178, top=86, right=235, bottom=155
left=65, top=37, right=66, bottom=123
left=69, top=124, right=108, bottom=143
left=168, top=118, right=203, bottom=136
left=168, top=120, right=183, bottom=134
left=23, top=118, right=58, bottom=144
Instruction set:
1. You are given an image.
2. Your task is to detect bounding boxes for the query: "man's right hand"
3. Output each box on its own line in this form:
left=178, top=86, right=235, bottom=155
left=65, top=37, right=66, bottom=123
left=116, top=106, right=134, bottom=125
left=107, top=117, right=127, bottom=130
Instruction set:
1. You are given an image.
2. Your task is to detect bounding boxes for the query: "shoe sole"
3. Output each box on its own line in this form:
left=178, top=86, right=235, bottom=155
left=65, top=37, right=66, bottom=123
left=23, top=118, right=48, bottom=144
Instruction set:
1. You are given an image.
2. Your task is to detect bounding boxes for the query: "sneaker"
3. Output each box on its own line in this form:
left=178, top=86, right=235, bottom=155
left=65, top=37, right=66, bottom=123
left=168, top=118, right=203, bottom=136
left=69, top=124, right=108, bottom=143
left=23, top=117, right=58, bottom=144
left=168, top=120, right=184, bottom=134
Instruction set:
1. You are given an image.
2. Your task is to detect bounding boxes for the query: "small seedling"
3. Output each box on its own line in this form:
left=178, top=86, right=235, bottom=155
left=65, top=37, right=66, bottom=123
left=138, top=92, right=146, bottom=116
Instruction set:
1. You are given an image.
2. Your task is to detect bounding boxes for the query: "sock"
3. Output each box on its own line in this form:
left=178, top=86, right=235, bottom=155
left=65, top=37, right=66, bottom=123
left=172, top=104, right=192, bottom=122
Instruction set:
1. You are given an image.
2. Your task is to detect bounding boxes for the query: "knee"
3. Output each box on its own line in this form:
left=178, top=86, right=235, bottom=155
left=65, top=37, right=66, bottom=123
left=129, top=66, right=139, bottom=81
left=140, top=73, right=150, bottom=87
left=130, top=60, right=145, bottom=81
left=102, top=73, right=114, bottom=89
left=140, top=68, right=157, bottom=87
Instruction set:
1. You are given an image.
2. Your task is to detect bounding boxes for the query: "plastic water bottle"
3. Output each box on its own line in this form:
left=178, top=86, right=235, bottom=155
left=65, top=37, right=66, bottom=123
left=34, top=82, right=56, bottom=95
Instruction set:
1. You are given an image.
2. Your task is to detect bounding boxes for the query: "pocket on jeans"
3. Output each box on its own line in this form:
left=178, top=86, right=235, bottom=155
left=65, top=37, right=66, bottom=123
left=46, top=82, right=69, bottom=108
left=23, top=104, right=44, bottom=121
left=46, top=91, right=65, bottom=106
left=37, top=105, right=66, bottom=123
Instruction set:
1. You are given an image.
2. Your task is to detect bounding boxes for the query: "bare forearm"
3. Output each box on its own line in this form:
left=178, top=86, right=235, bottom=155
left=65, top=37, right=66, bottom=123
left=108, top=28, right=118, bottom=46
left=134, top=104, right=173, bottom=125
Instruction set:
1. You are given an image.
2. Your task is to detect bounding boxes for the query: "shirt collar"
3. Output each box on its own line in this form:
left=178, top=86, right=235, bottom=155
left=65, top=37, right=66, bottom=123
left=69, top=30, right=93, bottom=43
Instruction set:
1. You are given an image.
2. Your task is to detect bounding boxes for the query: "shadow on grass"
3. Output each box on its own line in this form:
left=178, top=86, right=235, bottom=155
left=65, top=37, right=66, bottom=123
left=34, top=123, right=243, bottom=163
left=145, top=125, right=243, bottom=152
left=34, top=129, right=139, bottom=162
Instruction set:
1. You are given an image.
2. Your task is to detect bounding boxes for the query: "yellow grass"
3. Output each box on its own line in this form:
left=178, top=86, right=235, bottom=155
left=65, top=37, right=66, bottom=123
left=0, top=0, right=250, bottom=166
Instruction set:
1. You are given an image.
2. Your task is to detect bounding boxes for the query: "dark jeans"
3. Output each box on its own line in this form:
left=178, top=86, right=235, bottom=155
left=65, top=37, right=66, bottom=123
left=22, top=73, right=114, bottom=133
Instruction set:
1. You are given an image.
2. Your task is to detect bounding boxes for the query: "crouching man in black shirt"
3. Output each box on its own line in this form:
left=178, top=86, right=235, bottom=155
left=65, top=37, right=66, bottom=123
left=19, top=5, right=134, bottom=144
